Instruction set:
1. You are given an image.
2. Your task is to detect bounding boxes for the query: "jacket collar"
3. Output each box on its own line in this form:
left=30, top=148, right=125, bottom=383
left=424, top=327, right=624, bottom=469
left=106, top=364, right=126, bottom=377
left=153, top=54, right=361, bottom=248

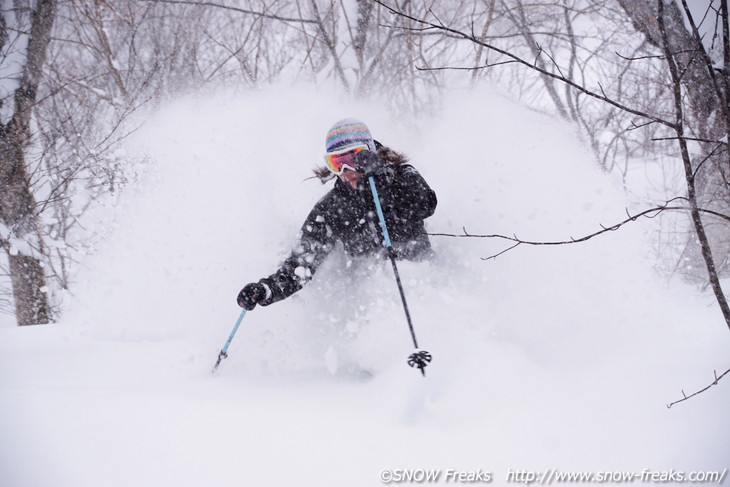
left=334, top=176, right=369, bottom=195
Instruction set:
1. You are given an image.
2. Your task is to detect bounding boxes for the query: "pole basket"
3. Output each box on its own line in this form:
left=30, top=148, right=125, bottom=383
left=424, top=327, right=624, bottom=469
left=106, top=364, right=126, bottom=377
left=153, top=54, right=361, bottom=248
left=407, top=350, right=432, bottom=376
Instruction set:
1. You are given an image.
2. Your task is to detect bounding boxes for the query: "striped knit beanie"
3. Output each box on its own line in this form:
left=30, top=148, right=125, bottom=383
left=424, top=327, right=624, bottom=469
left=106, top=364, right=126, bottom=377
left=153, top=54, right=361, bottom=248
left=325, top=118, right=375, bottom=153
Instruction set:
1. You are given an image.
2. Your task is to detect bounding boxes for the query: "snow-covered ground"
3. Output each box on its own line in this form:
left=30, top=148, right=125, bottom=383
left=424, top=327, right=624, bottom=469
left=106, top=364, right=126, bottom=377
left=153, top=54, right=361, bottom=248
left=1, top=84, right=728, bottom=486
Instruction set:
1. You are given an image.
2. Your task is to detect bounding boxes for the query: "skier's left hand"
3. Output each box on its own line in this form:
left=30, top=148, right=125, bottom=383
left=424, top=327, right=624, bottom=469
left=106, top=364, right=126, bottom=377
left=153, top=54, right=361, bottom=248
left=237, top=282, right=266, bottom=310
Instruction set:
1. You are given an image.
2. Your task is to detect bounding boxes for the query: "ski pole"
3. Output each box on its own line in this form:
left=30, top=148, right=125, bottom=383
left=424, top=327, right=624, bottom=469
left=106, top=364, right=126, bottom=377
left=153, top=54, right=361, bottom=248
left=368, top=175, right=432, bottom=376
left=212, top=308, right=247, bottom=372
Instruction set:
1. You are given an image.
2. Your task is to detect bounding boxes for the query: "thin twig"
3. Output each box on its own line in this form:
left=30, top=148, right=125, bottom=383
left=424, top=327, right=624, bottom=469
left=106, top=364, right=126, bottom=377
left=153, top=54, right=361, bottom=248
left=416, top=60, right=517, bottom=71
left=615, top=51, right=664, bottom=61
left=652, top=136, right=728, bottom=145
left=666, top=367, right=730, bottom=408
left=692, top=143, right=726, bottom=180
left=137, top=0, right=317, bottom=23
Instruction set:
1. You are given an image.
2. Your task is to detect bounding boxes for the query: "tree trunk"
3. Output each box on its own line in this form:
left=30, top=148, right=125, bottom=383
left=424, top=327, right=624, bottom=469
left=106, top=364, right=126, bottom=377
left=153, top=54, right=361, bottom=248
left=616, top=0, right=724, bottom=130
left=9, top=253, right=50, bottom=325
left=618, top=0, right=730, bottom=280
left=617, top=0, right=728, bottom=195
left=653, top=0, right=730, bottom=331
left=0, top=0, right=57, bottom=326
left=502, top=0, right=570, bottom=119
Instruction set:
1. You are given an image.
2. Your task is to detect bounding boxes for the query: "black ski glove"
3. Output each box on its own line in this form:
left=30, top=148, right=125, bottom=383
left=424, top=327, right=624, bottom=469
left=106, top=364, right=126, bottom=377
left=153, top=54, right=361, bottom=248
left=237, top=282, right=266, bottom=310
left=354, top=150, right=395, bottom=183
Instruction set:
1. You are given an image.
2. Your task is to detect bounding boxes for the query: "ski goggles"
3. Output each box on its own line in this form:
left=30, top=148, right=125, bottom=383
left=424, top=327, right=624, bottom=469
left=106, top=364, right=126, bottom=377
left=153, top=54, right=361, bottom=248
left=323, top=144, right=369, bottom=175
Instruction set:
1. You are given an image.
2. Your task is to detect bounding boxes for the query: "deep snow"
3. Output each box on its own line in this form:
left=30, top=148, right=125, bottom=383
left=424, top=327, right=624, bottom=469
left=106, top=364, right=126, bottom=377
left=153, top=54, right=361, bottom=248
left=1, top=84, right=728, bottom=486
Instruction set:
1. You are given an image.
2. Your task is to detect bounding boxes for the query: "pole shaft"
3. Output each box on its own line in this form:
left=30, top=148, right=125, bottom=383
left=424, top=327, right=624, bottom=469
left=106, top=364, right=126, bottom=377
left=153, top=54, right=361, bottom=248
left=368, top=176, right=419, bottom=350
left=368, top=176, right=393, bottom=247
left=387, top=248, right=419, bottom=349
left=221, top=308, right=247, bottom=356
left=213, top=308, right=248, bottom=372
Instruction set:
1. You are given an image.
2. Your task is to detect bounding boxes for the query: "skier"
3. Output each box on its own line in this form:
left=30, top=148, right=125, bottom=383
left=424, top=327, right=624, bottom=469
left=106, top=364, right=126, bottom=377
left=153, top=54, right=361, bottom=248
left=236, top=118, right=437, bottom=311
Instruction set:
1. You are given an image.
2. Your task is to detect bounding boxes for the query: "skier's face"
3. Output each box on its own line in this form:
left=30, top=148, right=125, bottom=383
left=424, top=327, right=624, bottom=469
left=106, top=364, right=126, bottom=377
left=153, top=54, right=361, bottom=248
left=339, top=168, right=363, bottom=189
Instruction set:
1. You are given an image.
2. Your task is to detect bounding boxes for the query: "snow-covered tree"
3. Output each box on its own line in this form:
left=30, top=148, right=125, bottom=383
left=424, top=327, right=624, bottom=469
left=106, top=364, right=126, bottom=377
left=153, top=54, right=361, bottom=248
left=1, top=0, right=56, bottom=326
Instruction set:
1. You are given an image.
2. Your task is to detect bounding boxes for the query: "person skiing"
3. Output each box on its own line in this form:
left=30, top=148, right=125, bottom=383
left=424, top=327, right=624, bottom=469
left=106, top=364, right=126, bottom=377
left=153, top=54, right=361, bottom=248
left=236, top=118, right=437, bottom=311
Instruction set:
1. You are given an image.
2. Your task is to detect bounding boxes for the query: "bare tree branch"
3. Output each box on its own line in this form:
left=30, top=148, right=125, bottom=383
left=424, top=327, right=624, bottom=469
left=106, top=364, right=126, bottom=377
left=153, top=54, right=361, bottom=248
left=373, top=0, right=676, bottom=129
left=666, top=367, right=730, bottom=408
left=615, top=51, right=664, bottom=61
left=427, top=199, right=730, bottom=261
left=415, top=59, right=517, bottom=71
left=137, top=0, right=317, bottom=24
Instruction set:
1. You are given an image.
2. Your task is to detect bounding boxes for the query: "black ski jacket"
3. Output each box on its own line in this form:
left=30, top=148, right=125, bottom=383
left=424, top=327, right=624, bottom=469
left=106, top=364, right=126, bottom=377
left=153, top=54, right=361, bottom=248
left=257, top=163, right=437, bottom=306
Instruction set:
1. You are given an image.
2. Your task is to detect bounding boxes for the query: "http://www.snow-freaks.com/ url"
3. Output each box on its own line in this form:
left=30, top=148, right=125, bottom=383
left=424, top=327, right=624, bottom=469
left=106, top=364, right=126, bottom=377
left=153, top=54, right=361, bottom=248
left=378, top=467, right=728, bottom=484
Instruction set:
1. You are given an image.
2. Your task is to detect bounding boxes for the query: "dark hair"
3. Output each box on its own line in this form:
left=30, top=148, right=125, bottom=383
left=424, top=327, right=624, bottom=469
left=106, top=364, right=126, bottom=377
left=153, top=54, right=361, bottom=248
left=312, top=140, right=409, bottom=183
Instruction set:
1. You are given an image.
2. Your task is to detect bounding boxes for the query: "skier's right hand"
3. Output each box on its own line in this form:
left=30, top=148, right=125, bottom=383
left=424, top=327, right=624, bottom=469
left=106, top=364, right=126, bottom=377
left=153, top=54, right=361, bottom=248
left=237, top=283, right=266, bottom=310
left=353, top=150, right=383, bottom=174
left=354, top=150, right=394, bottom=183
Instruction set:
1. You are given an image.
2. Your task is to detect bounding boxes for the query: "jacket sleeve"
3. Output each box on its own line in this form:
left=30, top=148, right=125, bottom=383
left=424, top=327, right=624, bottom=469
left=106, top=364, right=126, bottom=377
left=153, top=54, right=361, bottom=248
left=378, top=164, right=437, bottom=221
left=257, top=200, right=335, bottom=306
